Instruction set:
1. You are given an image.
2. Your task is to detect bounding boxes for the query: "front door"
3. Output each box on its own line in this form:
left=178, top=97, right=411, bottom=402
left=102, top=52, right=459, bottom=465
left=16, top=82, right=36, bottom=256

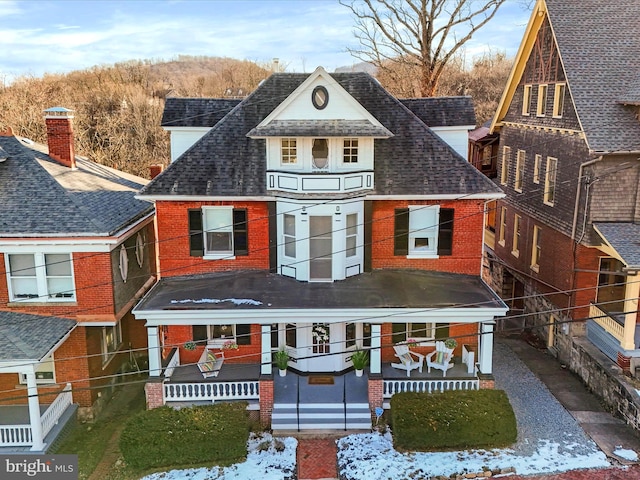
left=309, top=216, right=332, bottom=281
left=305, top=323, right=341, bottom=372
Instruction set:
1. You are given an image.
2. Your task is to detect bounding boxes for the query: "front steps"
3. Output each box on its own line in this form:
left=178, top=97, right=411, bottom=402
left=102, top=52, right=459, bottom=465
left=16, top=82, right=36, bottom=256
left=272, top=402, right=371, bottom=431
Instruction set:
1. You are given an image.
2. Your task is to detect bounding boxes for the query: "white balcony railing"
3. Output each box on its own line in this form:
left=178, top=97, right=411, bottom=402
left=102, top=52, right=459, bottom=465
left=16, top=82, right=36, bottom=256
left=590, top=304, right=624, bottom=342
left=164, top=381, right=260, bottom=403
left=267, top=171, right=374, bottom=194
left=383, top=378, right=479, bottom=398
left=0, top=425, right=32, bottom=447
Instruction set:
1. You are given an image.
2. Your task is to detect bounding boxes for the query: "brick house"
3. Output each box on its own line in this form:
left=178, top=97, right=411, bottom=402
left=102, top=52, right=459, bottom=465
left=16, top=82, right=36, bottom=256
left=134, top=67, right=507, bottom=430
left=0, top=108, right=155, bottom=451
left=485, top=0, right=640, bottom=370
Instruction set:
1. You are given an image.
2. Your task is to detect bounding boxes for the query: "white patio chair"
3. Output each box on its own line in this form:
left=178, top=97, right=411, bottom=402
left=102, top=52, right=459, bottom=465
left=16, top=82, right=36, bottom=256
left=391, top=345, right=425, bottom=377
left=426, top=341, right=454, bottom=377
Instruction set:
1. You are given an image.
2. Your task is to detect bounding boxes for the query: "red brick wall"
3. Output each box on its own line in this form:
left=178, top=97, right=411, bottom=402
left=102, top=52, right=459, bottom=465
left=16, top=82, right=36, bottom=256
left=259, top=378, right=274, bottom=427
left=155, top=201, right=270, bottom=277
left=371, top=200, right=486, bottom=274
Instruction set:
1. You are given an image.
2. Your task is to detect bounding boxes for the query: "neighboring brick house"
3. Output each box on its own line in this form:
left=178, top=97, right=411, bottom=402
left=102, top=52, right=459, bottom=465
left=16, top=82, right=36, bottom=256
left=485, top=0, right=640, bottom=370
left=0, top=108, right=155, bottom=451
left=134, top=67, right=507, bottom=430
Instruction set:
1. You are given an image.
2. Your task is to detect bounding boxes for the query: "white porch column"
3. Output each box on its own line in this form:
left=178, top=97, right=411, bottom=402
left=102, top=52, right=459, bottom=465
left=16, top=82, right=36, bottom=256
left=622, top=275, right=640, bottom=351
left=261, top=325, right=272, bottom=375
left=479, top=322, right=495, bottom=375
left=26, top=371, right=44, bottom=451
left=370, top=324, right=382, bottom=374
left=147, top=326, right=162, bottom=377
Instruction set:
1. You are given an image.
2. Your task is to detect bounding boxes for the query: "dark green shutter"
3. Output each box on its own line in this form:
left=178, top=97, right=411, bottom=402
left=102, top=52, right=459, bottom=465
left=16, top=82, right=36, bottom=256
left=438, top=208, right=454, bottom=256
left=394, top=208, right=409, bottom=255
left=236, top=324, right=251, bottom=345
left=233, top=209, right=248, bottom=256
left=392, top=323, right=406, bottom=344
left=188, top=209, right=204, bottom=257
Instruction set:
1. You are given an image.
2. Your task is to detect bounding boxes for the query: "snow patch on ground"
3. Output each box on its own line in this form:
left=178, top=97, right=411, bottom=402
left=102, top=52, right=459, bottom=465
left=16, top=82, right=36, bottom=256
left=614, top=446, right=639, bottom=461
left=139, top=433, right=296, bottom=480
left=337, top=432, right=610, bottom=479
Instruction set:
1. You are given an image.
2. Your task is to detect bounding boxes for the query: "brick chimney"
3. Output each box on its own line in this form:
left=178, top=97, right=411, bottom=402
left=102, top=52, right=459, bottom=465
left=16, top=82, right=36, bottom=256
left=149, top=164, right=164, bottom=179
left=44, top=107, right=76, bottom=169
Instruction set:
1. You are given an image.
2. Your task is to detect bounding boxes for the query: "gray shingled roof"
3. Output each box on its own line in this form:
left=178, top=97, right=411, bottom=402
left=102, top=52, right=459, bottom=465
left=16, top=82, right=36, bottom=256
left=247, top=119, right=393, bottom=137
left=0, top=136, right=153, bottom=236
left=619, top=77, right=640, bottom=106
left=141, top=72, right=500, bottom=197
left=401, top=97, right=476, bottom=127
left=161, top=98, right=242, bottom=127
left=546, top=0, right=640, bottom=152
left=594, top=223, right=640, bottom=269
left=0, top=312, right=76, bottom=361
left=135, top=269, right=506, bottom=312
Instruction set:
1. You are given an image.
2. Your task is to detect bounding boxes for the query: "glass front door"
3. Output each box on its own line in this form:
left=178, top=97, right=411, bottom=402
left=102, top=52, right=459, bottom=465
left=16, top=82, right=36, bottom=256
left=309, top=216, right=332, bottom=281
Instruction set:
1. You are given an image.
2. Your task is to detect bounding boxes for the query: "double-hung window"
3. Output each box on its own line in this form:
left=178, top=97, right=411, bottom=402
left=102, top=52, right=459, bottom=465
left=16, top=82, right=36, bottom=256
left=533, top=154, right=542, bottom=184
left=392, top=322, right=449, bottom=344
left=343, top=138, right=358, bottom=163
left=346, top=213, right=358, bottom=257
left=537, top=84, right=548, bottom=116
left=394, top=206, right=454, bottom=257
left=20, top=356, right=55, bottom=385
left=512, top=214, right=521, bottom=257
left=515, top=150, right=525, bottom=192
left=102, top=322, right=122, bottom=365
left=531, top=225, right=541, bottom=272
left=522, top=85, right=532, bottom=115
left=501, top=146, right=511, bottom=185
left=544, top=157, right=558, bottom=206
left=7, top=253, right=75, bottom=302
left=553, top=83, right=565, bottom=118
left=283, top=214, right=296, bottom=258
left=188, top=207, right=248, bottom=258
left=281, top=138, right=297, bottom=164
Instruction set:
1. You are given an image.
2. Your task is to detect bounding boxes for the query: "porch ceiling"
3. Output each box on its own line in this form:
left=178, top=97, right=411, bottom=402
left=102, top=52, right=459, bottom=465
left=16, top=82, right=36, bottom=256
left=0, top=311, right=76, bottom=362
left=135, top=269, right=506, bottom=314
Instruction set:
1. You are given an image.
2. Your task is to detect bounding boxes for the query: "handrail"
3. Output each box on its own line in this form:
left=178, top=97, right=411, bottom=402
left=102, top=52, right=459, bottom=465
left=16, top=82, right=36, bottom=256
left=163, top=348, right=180, bottom=378
left=41, top=383, right=73, bottom=438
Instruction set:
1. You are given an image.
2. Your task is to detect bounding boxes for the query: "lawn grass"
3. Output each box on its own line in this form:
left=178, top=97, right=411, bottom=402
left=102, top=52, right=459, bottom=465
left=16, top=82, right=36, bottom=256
left=391, top=389, right=517, bottom=451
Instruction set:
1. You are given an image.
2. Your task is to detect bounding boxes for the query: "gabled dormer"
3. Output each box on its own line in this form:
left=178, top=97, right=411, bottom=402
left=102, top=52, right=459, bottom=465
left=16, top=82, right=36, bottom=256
left=247, top=67, right=392, bottom=195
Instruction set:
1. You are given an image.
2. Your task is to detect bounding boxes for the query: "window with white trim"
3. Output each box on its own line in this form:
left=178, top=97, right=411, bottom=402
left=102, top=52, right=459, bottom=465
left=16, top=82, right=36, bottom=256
left=188, top=207, right=248, bottom=258
left=20, top=356, right=55, bottom=385
left=7, top=253, right=75, bottom=302
left=346, top=213, right=357, bottom=257
left=522, top=84, right=532, bottom=115
left=500, top=146, right=511, bottom=185
left=343, top=138, right=358, bottom=163
left=392, top=322, right=448, bottom=345
left=553, top=83, right=565, bottom=118
left=394, top=206, right=453, bottom=257
left=533, top=154, right=542, bottom=184
left=281, top=138, right=297, bottom=164
left=102, top=322, right=122, bottom=365
left=515, top=150, right=525, bottom=192
left=537, top=84, right=548, bottom=116
left=283, top=214, right=296, bottom=258
left=544, top=157, right=557, bottom=206
left=512, top=214, right=521, bottom=257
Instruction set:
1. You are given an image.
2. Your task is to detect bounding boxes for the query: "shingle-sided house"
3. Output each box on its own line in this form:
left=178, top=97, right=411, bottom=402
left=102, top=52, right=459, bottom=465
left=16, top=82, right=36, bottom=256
left=0, top=109, right=155, bottom=451
left=486, top=0, right=640, bottom=371
left=134, top=67, right=507, bottom=430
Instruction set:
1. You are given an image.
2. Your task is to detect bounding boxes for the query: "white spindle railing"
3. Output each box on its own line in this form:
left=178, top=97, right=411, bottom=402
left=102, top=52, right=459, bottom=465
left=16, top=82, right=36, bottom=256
left=41, top=383, right=73, bottom=438
left=164, top=381, right=260, bottom=403
left=383, top=379, right=479, bottom=398
left=590, top=304, right=624, bottom=341
left=164, top=349, right=180, bottom=378
left=0, top=425, right=32, bottom=447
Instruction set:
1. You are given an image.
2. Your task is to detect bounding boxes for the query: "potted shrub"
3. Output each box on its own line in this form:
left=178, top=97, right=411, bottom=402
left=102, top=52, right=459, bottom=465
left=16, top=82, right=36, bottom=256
left=444, top=338, right=458, bottom=350
left=351, top=348, right=369, bottom=377
left=273, top=348, right=289, bottom=377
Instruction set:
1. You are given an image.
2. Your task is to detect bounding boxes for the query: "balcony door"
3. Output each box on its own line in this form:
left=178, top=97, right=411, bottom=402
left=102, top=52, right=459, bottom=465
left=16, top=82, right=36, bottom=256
left=309, top=216, right=332, bottom=281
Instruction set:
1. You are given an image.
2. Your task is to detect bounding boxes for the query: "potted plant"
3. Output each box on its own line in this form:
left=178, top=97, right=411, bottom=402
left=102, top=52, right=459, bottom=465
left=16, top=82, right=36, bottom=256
left=444, top=338, right=458, bottom=350
left=273, top=348, right=289, bottom=377
left=351, top=348, right=369, bottom=377
left=183, top=340, right=196, bottom=351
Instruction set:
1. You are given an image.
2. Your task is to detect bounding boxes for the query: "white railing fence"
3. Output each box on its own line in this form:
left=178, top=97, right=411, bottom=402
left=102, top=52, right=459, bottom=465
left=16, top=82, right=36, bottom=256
left=41, top=383, right=73, bottom=438
left=0, top=425, right=32, bottom=447
left=462, top=344, right=476, bottom=375
left=164, top=381, right=260, bottom=403
left=164, top=348, right=180, bottom=378
left=383, top=379, right=479, bottom=398
left=590, top=304, right=624, bottom=342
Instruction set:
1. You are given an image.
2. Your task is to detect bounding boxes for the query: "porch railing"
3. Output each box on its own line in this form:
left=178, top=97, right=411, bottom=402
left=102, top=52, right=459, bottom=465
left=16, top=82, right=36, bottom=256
left=462, top=344, right=476, bottom=374
left=590, top=304, right=624, bottom=342
left=383, top=378, right=479, bottom=398
left=164, top=381, right=260, bottom=403
left=0, top=425, right=32, bottom=447
left=163, top=348, right=180, bottom=379
left=41, top=383, right=73, bottom=438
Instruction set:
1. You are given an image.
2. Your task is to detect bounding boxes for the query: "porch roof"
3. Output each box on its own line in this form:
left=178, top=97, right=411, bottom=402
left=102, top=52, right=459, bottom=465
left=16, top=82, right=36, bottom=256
left=594, top=223, right=640, bottom=269
left=0, top=312, right=76, bottom=361
left=135, top=269, right=506, bottom=313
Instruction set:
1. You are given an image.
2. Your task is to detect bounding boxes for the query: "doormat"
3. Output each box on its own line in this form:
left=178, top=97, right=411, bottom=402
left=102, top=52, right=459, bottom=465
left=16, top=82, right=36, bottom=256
left=308, top=375, right=334, bottom=385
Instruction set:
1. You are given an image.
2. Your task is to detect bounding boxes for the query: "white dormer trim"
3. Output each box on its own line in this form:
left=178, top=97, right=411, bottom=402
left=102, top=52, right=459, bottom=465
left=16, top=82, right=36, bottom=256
left=256, top=66, right=386, bottom=129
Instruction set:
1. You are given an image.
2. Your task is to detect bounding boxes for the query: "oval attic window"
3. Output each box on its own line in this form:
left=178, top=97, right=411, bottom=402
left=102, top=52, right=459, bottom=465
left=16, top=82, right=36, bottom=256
left=312, top=85, right=329, bottom=110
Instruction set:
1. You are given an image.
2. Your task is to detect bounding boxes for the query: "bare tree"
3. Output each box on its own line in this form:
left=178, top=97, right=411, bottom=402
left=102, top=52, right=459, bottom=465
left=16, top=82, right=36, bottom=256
left=341, top=0, right=507, bottom=96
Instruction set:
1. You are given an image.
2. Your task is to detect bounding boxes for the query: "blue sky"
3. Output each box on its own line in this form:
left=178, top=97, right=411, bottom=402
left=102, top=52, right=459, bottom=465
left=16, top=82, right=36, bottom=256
left=0, top=0, right=531, bottom=82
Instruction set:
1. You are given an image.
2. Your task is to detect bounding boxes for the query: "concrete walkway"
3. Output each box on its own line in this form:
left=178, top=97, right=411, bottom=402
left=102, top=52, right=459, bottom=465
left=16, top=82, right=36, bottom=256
left=500, top=335, right=640, bottom=465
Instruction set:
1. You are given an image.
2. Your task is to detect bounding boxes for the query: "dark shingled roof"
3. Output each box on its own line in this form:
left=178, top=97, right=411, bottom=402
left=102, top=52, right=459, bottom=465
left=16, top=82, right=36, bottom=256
left=546, top=0, right=640, bottom=152
left=135, top=270, right=506, bottom=312
left=0, top=312, right=76, bottom=361
left=161, top=98, right=242, bottom=128
left=0, top=135, right=153, bottom=236
left=141, top=72, right=500, bottom=197
left=619, top=77, right=640, bottom=106
left=594, top=223, right=640, bottom=269
left=247, top=119, right=392, bottom=138
left=401, top=97, right=476, bottom=127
